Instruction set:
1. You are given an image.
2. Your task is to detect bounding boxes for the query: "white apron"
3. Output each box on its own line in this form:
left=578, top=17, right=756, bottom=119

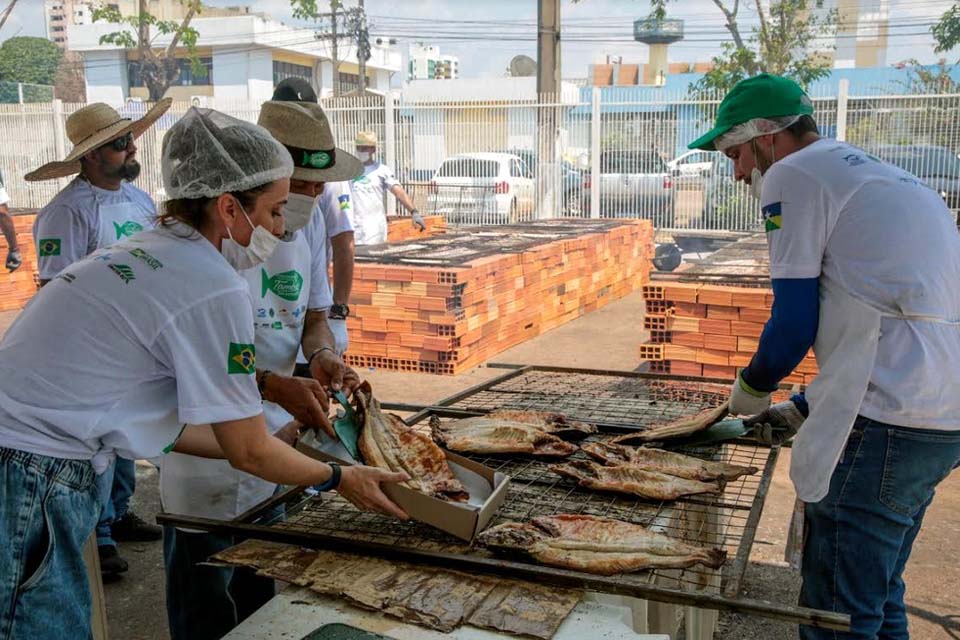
left=791, top=275, right=960, bottom=502
left=96, top=198, right=154, bottom=249
left=160, top=236, right=312, bottom=524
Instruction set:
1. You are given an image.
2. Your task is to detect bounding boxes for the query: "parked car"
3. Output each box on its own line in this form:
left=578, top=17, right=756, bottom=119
left=874, top=144, right=960, bottom=211
left=429, top=153, right=535, bottom=224
left=667, top=149, right=717, bottom=177
left=505, top=148, right=585, bottom=216
left=582, top=150, right=675, bottom=227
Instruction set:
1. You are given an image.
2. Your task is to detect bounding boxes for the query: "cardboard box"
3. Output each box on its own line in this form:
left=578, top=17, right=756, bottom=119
left=296, top=430, right=510, bottom=542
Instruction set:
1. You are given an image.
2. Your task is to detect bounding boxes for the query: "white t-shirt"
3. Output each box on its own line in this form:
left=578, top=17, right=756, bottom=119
left=302, top=181, right=355, bottom=309
left=33, top=177, right=156, bottom=280
left=0, top=169, right=9, bottom=205
left=350, top=163, right=398, bottom=245
left=0, top=224, right=261, bottom=472
left=761, top=139, right=960, bottom=429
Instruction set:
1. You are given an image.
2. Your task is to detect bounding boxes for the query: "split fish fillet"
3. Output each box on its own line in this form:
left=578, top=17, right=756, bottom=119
left=611, top=402, right=729, bottom=445
left=478, top=514, right=726, bottom=575
left=581, top=441, right=758, bottom=482
left=482, top=410, right=597, bottom=440
left=550, top=460, right=722, bottom=501
left=356, top=383, right=469, bottom=502
left=430, top=414, right=579, bottom=458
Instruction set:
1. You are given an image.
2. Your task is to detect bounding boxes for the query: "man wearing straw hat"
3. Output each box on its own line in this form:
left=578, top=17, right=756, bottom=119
left=159, top=99, right=365, bottom=640
left=25, top=98, right=173, bottom=578
left=353, top=130, right=425, bottom=245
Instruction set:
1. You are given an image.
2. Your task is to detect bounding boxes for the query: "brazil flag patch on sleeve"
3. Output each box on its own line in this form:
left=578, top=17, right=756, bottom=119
left=762, top=202, right=782, bottom=232
left=39, top=238, right=61, bottom=256
left=228, top=342, right=256, bottom=374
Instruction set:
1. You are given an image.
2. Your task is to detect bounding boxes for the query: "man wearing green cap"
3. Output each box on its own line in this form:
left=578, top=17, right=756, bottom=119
left=690, top=73, right=960, bottom=638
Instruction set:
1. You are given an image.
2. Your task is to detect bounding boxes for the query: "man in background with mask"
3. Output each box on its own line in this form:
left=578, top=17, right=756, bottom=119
left=689, top=73, right=960, bottom=638
left=352, top=130, right=424, bottom=246
left=25, top=99, right=174, bottom=578
left=160, top=99, right=365, bottom=640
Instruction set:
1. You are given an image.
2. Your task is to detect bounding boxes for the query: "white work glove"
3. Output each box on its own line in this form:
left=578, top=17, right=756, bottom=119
left=729, top=372, right=772, bottom=416
left=328, top=318, right=349, bottom=356
left=411, top=210, right=426, bottom=232
left=743, top=401, right=806, bottom=446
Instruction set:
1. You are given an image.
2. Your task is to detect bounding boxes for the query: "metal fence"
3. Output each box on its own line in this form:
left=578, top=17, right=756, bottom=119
left=3, top=82, right=959, bottom=232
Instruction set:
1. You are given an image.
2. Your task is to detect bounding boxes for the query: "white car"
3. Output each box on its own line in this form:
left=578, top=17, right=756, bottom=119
left=429, top=153, right=535, bottom=224
left=666, top=150, right=719, bottom=177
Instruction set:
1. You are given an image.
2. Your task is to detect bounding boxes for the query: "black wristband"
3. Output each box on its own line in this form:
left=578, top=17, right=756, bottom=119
left=315, top=462, right=342, bottom=492
left=257, top=370, right=272, bottom=399
left=307, top=347, right=335, bottom=369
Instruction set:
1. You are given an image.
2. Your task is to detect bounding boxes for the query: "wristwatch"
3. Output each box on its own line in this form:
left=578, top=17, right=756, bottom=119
left=329, top=303, right=350, bottom=319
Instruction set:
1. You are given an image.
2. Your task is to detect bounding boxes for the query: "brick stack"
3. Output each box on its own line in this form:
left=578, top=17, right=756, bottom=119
left=638, top=281, right=818, bottom=384
left=345, top=220, right=654, bottom=375
left=386, top=215, right=446, bottom=243
left=0, top=213, right=38, bottom=312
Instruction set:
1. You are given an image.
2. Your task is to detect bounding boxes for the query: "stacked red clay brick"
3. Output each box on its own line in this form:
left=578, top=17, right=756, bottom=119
left=385, top=215, right=447, bottom=243
left=345, top=220, right=655, bottom=375
left=0, top=213, right=39, bottom=312
left=639, top=281, right=818, bottom=384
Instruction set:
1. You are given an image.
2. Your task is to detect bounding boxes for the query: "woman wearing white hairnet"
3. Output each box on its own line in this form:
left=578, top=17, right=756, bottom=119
left=0, top=108, right=408, bottom=639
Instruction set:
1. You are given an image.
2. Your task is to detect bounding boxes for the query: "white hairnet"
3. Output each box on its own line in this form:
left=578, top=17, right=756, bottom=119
left=162, top=107, right=294, bottom=200
left=714, top=115, right=801, bottom=152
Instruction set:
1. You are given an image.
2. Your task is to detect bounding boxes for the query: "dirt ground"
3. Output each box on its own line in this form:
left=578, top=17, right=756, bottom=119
left=1, top=292, right=958, bottom=639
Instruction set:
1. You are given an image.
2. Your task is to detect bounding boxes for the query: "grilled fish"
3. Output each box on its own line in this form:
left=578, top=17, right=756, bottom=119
left=581, top=442, right=758, bottom=482
left=483, top=410, right=597, bottom=440
left=430, top=414, right=579, bottom=458
left=549, top=460, right=722, bottom=501
left=478, top=514, right=726, bottom=575
left=356, top=383, right=469, bottom=502
left=611, top=402, right=729, bottom=445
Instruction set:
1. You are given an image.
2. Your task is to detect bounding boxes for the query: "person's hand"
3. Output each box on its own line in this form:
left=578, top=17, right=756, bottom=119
left=729, top=372, right=772, bottom=416
left=265, top=374, right=333, bottom=438
left=309, top=348, right=362, bottom=395
left=743, top=401, right=806, bottom=446
left=336, top=465, right=410, bottom=520
left=273, top=420, right=304, bottom=446
left=411, top=210, right=426, bottom=232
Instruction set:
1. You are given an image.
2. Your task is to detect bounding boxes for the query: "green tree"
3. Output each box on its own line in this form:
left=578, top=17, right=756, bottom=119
left=92, top=0, right=203, bottom=101
left=932, top=2, right=960, bottom=54
left=0, top=36, right=62, bottom=85
left=691, top=0, right=836, bottom=96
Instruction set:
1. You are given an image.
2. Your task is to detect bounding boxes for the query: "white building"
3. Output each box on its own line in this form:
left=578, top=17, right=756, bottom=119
left=811, top=0, right=890, bottom=68
left=408, top=44, right=459, bottom=81
left=68, top=14, right=402, bottom=105
left=44, top=0, right=92, bottom=49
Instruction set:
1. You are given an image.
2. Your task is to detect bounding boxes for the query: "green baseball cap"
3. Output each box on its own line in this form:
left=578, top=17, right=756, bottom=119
left=688, top=73, right=814, bottom=150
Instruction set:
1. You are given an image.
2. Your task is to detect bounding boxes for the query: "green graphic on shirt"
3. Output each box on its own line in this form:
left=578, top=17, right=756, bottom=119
left=228, top=342, right=256, bottom=375
left=129, top=247, right=163, bottom=270
left=272, top=321, right=283, bottom=330
left=107, top=263, right=135, bottom=284
left=114, top=220, right=144, bottom=240
left=39, top=238, right=61, bottom=256
left=261, top=269, right=303, bottom=301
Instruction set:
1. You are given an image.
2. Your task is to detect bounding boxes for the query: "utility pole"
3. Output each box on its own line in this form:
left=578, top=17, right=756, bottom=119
left=356, top=0, right=370, bottom=92
left=537, top=0, right=561, bottom=96
left=0, top=0, right=21, bottom=33
left=536, top=0, right=561, bottom=218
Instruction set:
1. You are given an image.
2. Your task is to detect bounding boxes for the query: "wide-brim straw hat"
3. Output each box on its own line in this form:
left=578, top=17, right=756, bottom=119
left=355, top=130, right=378, bottom=147
left=258, top=101, right=363, bottom=183
left=25, top=98, right=173, bottom=182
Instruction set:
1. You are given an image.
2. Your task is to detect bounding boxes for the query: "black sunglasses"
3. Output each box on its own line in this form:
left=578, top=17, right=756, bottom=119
left=104, top=132, right=134, bottom=152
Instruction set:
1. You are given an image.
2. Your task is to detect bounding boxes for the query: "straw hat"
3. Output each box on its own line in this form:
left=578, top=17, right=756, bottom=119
left=25, top=98, right=172, bottom=182
left=258, top=101, right=363, bottom=183
left=355, top=130, right=378, bottom=147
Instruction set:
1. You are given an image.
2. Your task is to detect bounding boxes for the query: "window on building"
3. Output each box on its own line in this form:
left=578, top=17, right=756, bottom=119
left=337, top=71, right=361, bottom=93
left=273, top=60, right=313, bottom=88
left=128, top=57, right=212, bottom=88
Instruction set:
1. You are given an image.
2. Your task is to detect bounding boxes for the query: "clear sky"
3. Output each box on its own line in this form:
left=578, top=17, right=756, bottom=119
left=1, top=0, right=954, bottom=79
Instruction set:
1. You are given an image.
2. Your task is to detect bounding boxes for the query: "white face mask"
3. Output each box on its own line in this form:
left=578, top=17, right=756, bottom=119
left=358, top=151, right=373, bottom=163
left=221, top=199, right=281, bottom=271
left=282, top=192, right=316, bottom=233
left=748, top=138, right=775, bottom=201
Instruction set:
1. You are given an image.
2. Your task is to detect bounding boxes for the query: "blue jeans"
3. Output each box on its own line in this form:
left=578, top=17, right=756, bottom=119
left=0, top=447, right=98, bottom=640
left=800, top=417, right=960, bottom=639
left=163, top=527, right=275, bottom=640
left=94, top=456, right=136, bottom=548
